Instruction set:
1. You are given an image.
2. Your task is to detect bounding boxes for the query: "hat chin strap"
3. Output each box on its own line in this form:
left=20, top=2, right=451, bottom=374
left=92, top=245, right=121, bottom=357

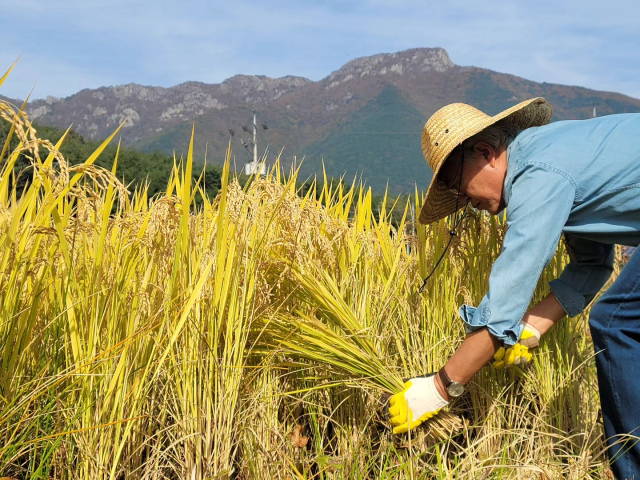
left=418, top=143, right=468, bottom=294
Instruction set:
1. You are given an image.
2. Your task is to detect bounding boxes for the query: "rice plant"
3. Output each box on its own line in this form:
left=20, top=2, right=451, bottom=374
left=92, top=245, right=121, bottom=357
left=0, top=64, right=613, bottom=479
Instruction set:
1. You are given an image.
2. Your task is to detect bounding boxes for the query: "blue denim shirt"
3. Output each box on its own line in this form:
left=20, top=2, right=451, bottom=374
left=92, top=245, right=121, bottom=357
left=460, top=113, right=640, bottom=345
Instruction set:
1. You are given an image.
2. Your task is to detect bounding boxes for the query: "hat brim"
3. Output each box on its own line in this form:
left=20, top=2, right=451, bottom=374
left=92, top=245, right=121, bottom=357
left=418, top=98, right=553, bottom=225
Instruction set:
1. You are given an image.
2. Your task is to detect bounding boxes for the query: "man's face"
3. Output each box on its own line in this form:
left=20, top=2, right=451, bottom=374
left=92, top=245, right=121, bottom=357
left=438, top=142, right=509, bottom=215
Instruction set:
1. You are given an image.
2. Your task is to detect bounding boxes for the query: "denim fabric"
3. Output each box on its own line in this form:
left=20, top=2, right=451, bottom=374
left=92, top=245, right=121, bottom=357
left=589, top=248, right=640, bottom=478
left=550, top=236, right=616, bottom=316
left=460, top=114, right=640, bottom=345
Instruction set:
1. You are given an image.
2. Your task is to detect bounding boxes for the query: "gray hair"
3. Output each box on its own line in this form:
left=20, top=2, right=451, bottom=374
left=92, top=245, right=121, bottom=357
left=446, top=120, right=522, bottom=165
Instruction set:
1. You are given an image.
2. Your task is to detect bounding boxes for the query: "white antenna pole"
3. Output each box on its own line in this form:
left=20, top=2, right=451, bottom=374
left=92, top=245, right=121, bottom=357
left=593, top=105, right=597, bottom=118
left=253, top=109, right=257, bottom=165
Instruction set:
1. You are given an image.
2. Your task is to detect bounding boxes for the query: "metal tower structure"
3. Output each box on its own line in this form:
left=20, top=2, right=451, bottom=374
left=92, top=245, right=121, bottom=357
left=243, top=109, right=266, bottom=176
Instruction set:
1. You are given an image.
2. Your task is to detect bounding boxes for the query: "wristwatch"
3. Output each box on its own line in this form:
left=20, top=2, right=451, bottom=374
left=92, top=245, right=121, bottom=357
left=438, top=367, right=465, bottom=397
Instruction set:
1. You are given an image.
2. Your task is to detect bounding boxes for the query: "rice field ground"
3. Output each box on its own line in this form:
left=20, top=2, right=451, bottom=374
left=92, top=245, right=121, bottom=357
left=0, top=69, right=614, bottom=478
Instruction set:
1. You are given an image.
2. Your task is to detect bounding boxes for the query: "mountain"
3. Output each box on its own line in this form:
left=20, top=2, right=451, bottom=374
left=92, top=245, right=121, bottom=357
left=21, top=48, right=640, bottom=193
left=0, top=94, right=24, bottom=107
left=303, top=85, right=426, bottom=192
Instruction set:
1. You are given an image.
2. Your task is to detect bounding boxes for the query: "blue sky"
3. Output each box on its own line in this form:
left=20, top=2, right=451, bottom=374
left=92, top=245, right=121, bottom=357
left=2, top=0, right=639, bottom=101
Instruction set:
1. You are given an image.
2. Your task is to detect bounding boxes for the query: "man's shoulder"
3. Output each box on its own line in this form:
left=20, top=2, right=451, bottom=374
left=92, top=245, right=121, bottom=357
left=517, top=113, right=640, bottom=142
left=511, top=113, right=640, bottom=160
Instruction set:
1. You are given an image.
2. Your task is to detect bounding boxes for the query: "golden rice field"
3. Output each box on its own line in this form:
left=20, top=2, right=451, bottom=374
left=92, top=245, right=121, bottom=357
left=0, top=70, right=614, bottom=478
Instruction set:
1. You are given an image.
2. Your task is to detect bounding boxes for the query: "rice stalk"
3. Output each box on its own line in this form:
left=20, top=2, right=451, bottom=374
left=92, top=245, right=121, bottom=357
left=0, top=66, right=614, bottom=478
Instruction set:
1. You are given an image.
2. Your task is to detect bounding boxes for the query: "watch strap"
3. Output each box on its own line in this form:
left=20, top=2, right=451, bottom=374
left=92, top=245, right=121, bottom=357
left=438, top=367, right=453, bottom=389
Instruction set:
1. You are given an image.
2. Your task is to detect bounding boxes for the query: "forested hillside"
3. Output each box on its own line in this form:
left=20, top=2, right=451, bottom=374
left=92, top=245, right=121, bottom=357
left=1, top=121, right=224, bottom=201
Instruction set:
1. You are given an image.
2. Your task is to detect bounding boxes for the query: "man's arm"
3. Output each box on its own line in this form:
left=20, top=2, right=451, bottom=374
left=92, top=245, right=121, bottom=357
left=549, top=235, right=615, bottom=317
left=521, top=291, right=567, bottom=336
left=435, top=292, right=566, bottom=401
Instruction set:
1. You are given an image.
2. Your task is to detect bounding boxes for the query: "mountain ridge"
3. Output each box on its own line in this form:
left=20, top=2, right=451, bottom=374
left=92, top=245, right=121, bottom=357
left=13, top=47, right=640, bottom=193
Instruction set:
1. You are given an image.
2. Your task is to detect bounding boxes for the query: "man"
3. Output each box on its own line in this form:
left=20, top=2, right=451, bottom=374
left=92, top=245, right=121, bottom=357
left=387, top=98, right=640, bottom=478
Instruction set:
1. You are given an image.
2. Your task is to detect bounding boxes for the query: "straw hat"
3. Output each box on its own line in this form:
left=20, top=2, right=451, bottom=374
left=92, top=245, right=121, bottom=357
left=419, top=97, right=553, bottom=224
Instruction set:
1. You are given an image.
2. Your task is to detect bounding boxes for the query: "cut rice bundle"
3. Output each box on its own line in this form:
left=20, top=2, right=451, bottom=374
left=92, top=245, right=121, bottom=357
left=271, top=265, right=463, bottom=439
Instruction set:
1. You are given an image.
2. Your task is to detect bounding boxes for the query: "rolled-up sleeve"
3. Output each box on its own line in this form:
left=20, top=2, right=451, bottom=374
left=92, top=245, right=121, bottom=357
left=460, top=163, right=576, bottom=345
left=549, top=235, right=614, bottom=316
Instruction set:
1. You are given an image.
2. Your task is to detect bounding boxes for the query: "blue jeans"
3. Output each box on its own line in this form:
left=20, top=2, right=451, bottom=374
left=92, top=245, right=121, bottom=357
left=590, top=248, right=640, bottom=479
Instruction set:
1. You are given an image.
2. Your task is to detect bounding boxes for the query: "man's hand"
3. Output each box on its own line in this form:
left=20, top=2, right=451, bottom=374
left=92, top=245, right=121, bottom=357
left=493, top=323, right=541, bottom=369
left=388, top=374, right=449, bottom=434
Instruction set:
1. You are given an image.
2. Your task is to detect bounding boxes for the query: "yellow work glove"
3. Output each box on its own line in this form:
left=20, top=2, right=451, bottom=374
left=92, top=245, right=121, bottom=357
left=493, top=322, right=541, bottom=369
left=388, top=374, right=448, bottom=434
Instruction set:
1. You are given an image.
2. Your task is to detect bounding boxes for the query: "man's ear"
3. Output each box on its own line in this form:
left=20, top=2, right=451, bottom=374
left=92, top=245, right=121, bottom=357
left=473, top=142, right=495, bottom=164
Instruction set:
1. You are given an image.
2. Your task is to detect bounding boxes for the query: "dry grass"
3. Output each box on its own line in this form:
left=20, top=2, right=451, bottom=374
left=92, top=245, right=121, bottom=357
left=0, top=67, right=613, bottom=479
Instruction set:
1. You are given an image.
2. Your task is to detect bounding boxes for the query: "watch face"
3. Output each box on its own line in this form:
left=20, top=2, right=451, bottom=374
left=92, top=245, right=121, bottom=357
left=447, top=382, right=465, bottom=397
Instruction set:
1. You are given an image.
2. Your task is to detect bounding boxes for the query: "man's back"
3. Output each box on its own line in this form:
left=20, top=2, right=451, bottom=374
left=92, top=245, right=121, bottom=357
left=507, top=113, right=640, bottom=246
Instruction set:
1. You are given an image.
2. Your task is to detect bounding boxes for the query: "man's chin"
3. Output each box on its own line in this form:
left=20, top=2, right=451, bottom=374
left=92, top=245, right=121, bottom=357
left=486, top=205, right=505, bottom=216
